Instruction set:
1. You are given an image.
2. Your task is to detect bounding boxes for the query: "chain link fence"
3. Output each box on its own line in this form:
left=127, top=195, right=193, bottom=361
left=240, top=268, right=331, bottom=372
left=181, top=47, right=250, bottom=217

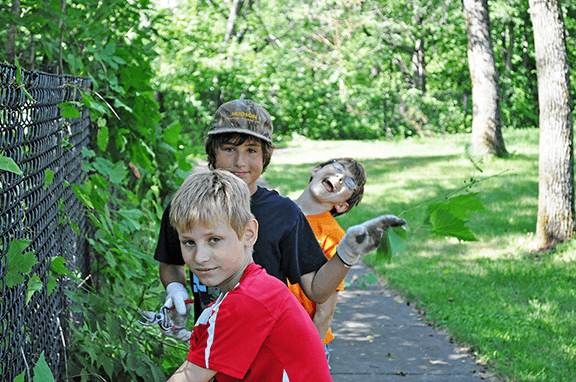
left=0, top=62, right=92, bottom=381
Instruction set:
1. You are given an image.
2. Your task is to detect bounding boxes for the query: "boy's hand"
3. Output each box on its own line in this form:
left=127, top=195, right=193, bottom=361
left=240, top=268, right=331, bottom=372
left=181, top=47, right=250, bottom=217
left=164, top=282, right=191, bottom=316
left=337, top=214, right=407, bottom=267
left=159, top=303, right=193, bottom=342
left=138, top=303, right=193, bottom=342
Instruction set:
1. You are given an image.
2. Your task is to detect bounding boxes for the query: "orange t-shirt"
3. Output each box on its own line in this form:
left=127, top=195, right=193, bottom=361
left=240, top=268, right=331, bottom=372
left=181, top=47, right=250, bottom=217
left=288, top=211, right=345, bottom=345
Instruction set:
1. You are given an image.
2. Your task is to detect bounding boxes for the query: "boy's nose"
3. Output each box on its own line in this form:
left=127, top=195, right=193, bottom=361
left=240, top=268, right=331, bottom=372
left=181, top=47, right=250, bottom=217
left=334, top=173, right=345, bottom=184
left=194, top=247, right=211, bottom=264
left=234, top=153, right=246, bottom=166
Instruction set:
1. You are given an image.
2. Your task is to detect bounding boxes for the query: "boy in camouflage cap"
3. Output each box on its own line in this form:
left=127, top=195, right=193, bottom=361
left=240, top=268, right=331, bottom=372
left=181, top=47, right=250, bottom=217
left=153, top=99, right=406, bottom=340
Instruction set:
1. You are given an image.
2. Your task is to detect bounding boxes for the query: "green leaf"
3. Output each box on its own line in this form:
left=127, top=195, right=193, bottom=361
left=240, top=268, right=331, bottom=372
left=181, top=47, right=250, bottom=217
left=44, top=169, right=55, bottom=189
left=15, top=57, right=22, bottom=85
left=445, top=192, right=485, bottom=219
left=58, top=102, right=81, bottom=118
left=0, top=155, right=23, bottom=175
left=26, top=275, right=43, bottom=304
left=113, top=97, right=133, bottom=113
left=32, top=351, right=56, bottom=382
left=163, top=120, right=182, bottom=146
left=13, top=371, right=26, bottom=382
left=6, top=240, right=36, bottom=288
left=388, top=226, right=407, bottom=255
left=99, top=353, right=115, bottom=378
left=362, top=272, right=378, bottom=284
left=72, top=184, right=94, bottom=209
left=97, top=125, right=109, bottom=151
left=376, top=226, right=407, bottom=263
left=82, top=146, right=96, bottom=158
left=118, top=209, right=144, bottom=231
left=430, top=209, right=478, bottom=241
left=46, top=276, right=57, bottom=296
left=49, top=257, right=70, bottom=275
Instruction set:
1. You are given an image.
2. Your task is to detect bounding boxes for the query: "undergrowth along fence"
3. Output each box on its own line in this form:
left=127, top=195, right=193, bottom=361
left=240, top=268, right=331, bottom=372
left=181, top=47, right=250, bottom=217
left=0, top=62, right=92, bottom=381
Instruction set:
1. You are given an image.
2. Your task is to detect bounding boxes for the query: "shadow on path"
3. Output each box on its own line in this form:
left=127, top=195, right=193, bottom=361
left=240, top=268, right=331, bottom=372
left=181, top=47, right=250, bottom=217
left=329, top=262, right=505, bottom=382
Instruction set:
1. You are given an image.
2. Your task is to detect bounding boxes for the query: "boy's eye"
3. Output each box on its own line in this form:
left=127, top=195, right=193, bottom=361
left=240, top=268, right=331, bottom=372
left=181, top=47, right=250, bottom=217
left=182, top=240, right=195, bottom=247
left=208, top=237, right=221, bottom=244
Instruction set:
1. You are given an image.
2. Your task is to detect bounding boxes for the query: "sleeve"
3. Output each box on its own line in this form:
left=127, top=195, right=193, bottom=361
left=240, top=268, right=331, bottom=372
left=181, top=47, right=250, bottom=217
left=153, top=201, right=185, bottom=265
left=282, top=211, right=327, bottom=285
left=187, top=294, right=276, bottom=379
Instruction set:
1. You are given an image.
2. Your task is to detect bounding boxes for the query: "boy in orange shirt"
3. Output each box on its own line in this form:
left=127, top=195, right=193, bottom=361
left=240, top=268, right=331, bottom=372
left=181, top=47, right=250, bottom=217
left=288, top=157, right=366, bottom=368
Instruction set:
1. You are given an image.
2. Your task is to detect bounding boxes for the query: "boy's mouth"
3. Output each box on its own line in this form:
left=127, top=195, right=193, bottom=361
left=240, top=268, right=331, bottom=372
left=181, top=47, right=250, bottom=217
left=233, top=171, right=249, bottom=178
left=322, top=178, right=335, bottom=192
left=196, top=267, right=215, bottom=274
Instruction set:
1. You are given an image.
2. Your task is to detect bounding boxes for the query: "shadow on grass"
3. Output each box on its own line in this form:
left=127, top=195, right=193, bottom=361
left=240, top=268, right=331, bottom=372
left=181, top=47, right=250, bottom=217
left=266, top=137, right=575, bottom=381
left=370, top=250, right=576, bottom=381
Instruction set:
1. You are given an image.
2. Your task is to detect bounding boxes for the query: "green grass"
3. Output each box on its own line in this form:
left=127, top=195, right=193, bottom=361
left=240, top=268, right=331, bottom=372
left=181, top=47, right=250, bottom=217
left=264, top=128, right=576, bottom=382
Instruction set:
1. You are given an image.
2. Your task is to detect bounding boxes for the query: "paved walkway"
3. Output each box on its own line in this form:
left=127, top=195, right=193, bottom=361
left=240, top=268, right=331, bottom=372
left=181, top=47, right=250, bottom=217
left=329, top=262, right=503, bottom=382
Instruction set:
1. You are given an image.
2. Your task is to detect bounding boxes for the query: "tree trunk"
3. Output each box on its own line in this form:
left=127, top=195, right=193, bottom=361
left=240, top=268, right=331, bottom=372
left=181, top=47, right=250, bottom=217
left=530, top=0, right=575, bottom=247
left=501, top=19, right=514, bottom=106
left=463, top=0, right=508, bottom=157
left=223, top=0, right=244, bottom=51
left=412, top=36, right=426, bottom=95
left=6, top=0, right=20, bottom=65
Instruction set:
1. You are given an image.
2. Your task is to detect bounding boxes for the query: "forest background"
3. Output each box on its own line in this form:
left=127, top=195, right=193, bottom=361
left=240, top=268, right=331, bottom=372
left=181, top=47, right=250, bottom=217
left=1, top=0, right=575, bottom=381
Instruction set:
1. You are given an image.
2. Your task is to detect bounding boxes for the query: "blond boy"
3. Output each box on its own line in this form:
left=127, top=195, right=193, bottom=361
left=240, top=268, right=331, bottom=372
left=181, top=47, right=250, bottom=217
left=166, top=169, right=332, bottom=382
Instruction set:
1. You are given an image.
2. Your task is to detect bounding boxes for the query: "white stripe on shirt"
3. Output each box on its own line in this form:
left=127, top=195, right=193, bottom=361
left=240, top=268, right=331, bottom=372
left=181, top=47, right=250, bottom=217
left=204, top=282, right=240, bottom=369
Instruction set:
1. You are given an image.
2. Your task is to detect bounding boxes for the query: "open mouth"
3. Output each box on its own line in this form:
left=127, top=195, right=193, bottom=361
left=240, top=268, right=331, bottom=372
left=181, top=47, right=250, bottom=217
left=322, top=178, right=335, bottom=192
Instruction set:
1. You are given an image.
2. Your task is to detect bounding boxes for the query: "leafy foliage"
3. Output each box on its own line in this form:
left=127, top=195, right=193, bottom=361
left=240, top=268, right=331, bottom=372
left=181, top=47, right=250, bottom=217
left=13, top=352, right=55, bottom=382
left=5, top=239, right=36, bottom=288
left=0, top=154, right=24, bottom=175
left=2, top=0, right=575, bottom=379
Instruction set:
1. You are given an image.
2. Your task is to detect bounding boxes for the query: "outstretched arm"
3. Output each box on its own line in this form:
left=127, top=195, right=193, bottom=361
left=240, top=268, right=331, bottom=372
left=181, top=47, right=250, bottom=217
left=300, top=214, right=406, bottom=304
left=299, top=255, right=349, bottom=304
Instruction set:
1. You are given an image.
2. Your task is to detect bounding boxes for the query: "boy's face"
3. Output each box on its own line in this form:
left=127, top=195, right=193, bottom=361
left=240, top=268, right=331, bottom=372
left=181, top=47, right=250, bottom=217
left=214, top=139, right=264, bottom=194
left=178, top=218, right=257, bottom=294
left=309, top=161, right=356, bottom=213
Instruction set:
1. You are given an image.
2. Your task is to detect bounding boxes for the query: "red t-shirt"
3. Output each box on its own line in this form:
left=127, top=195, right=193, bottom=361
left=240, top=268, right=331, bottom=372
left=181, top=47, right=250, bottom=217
left=187, top=262, right=332, bottom=382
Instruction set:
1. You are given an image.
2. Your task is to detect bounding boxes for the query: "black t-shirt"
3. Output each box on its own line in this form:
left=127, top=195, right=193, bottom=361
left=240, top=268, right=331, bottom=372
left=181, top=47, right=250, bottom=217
left=154, top=186, right=328, bottom=317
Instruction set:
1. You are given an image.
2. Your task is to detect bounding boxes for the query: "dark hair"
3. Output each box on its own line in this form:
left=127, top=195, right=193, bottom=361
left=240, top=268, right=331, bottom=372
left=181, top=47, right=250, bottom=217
left=205, top=132, right=274, bottom=174
left=313, top=157, right=367, bottom=217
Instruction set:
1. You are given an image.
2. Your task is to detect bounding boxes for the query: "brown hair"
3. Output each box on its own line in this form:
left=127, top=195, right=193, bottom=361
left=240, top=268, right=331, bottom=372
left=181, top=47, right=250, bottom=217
left=205, top=132, right=274, bottom=174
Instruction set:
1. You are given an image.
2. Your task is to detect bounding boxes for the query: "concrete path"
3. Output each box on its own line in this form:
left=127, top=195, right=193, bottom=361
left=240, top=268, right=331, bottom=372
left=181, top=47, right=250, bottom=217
left=329, top=262, right=503, bottom=382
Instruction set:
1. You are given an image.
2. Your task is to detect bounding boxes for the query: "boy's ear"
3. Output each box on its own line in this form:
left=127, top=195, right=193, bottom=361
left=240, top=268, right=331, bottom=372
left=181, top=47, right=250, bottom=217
left=310, top=164, right=322, bottom=177
left=243, top=219, right=259, bottom=246
left=334, top=202, right=350, bottom=214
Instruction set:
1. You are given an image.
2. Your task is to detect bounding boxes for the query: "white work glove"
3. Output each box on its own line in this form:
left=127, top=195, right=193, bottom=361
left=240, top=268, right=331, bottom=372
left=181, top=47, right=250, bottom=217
left=158, top=304, right=193, bottom=342
left=161, top=282, right=192, bottom=342
left=138, top=303, right=193, bottom=343
left=164, top=282, right=190, bottom=316
left=337, top=214, right=407, bottom=267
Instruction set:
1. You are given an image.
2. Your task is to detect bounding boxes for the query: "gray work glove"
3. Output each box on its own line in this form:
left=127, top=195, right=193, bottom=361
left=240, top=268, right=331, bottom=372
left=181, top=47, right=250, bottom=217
left=337, top=214, right=407, bottom=267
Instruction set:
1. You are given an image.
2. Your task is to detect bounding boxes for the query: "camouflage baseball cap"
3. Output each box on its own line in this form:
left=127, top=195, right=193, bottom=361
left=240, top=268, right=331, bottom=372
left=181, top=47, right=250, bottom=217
left=208, top=99, right=273, bottom=143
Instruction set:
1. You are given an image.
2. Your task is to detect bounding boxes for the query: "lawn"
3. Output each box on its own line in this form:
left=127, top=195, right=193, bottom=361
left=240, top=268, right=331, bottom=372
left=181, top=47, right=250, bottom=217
left=263, top=128, right=576, bottom=382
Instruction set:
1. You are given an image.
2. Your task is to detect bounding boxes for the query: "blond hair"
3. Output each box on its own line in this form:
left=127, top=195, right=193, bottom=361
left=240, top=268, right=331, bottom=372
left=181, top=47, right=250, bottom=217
left=169, top=168, right=255, bottom=238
